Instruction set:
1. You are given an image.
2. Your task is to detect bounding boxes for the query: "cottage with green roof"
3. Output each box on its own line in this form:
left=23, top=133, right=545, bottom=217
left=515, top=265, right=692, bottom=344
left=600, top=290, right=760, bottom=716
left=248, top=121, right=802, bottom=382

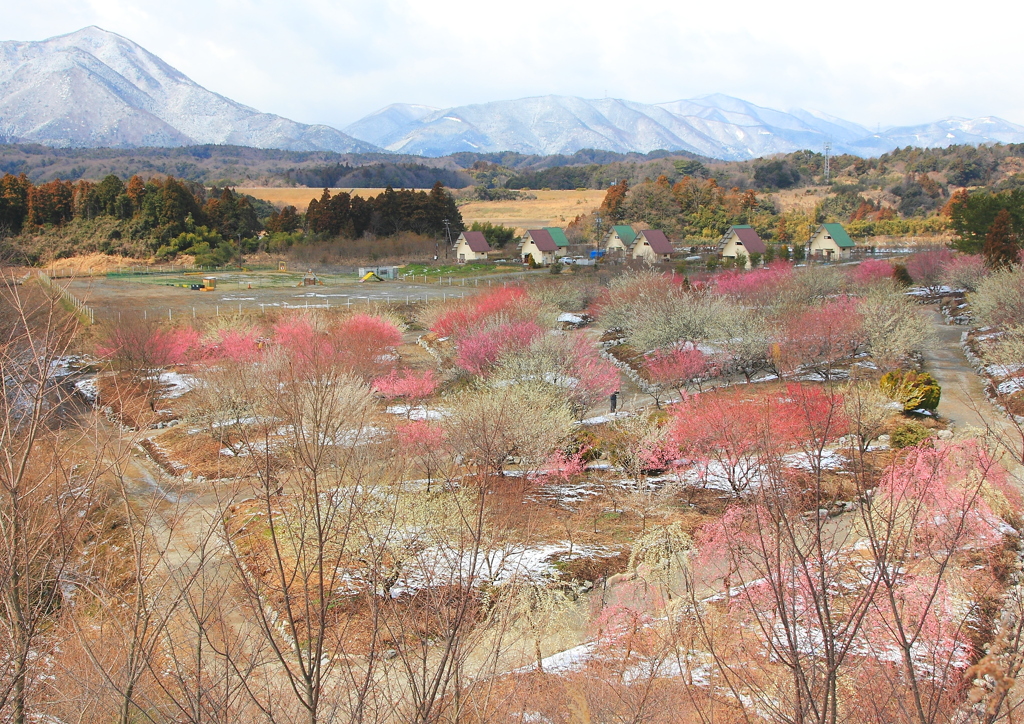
left=807, top=223, right=855, bottom=260
left=603, top=225, right=637, bottom=255
left=544, top=227, right=570, bottom=251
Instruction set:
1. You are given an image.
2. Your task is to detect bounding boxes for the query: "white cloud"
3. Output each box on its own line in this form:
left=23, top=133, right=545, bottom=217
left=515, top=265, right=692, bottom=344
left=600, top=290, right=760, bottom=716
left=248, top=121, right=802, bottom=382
left=3, top=0, right=1024, bottom=129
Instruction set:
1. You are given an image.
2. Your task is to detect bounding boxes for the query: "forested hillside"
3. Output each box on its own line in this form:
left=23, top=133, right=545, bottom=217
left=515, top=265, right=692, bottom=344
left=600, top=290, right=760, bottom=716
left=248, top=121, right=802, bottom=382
left=0, top=171, right=463, bottom=265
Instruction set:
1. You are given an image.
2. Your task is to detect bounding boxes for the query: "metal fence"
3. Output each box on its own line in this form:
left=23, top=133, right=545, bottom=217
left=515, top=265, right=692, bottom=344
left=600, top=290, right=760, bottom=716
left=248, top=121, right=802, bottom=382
left=37, top=271, right=95, bottom=324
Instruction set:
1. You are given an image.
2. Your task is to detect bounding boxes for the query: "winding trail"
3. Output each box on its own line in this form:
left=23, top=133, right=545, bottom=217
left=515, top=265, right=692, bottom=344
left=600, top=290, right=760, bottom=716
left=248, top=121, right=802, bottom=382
left=919, top=308, right=994, bottom=429
left=920, top=307, right=1023, bottom=480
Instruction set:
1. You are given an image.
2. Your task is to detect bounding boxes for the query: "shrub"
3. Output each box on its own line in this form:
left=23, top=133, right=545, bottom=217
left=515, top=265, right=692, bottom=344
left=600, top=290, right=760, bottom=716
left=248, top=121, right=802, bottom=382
left=891, top=263, right=913, bottom=286
left=879, top=369, right=941, bottom=411
left=971, top=266, right=1024, bottom=328
left=890, top=421, right=932, bottom=449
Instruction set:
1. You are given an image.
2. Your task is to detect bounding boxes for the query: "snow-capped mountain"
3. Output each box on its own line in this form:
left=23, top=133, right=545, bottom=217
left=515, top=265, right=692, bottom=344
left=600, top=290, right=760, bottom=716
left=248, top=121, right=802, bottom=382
left=344, top=94, right=1024, bottom=160
left=0, top=26, right=377, bottom=152
left=4, top=27, right=1023, bottom=161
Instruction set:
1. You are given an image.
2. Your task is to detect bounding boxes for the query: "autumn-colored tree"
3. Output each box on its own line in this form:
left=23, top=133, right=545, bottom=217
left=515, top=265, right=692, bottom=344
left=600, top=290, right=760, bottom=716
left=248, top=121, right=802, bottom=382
left=125, top=175, right=146, bottom=211
left=984, top=208, right=1019, bottom=269
left=26, top=179, right=74, bottom=226
left=599, top=180, right=629, bottom=222
left=265, top=204, right=300, bottom=233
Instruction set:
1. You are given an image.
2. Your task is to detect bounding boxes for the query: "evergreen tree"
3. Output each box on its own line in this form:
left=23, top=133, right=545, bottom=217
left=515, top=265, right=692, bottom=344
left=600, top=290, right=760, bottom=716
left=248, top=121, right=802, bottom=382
left=983, top=208, right=1019, bottom=268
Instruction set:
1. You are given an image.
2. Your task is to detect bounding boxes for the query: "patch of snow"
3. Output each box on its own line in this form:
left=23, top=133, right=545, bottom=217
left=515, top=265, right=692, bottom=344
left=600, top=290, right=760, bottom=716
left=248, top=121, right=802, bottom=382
left=784, top=449, right=848, bottom=471
left=997, top=377, right=1024, bottom=396
left=580, top=411, right=631, bottom=425
left=73, top=376, right=98, bottom=402
left=389, top=542, right=616, bottom=596
left=155, top=371, right=196, bottom=398
left=385, top=405, right=446, bottom=421
left=987, top=364, right=1024, bottom=378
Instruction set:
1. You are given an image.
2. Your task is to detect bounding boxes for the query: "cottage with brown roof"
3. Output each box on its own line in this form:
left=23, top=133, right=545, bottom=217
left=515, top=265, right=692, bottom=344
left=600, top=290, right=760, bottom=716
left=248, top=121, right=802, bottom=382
left=718, top=225, right=766, bottom=269
left=455, top=231, right=492, bottom=262
left=629, top=229, right=674, bottom=263
left=519, top=229, right=559, bottom=265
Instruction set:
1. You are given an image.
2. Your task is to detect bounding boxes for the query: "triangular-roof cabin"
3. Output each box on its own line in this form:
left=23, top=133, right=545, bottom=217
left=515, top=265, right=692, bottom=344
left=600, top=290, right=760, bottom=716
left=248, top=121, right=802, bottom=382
left=603, top=225, right=637, bottom=254
left=630, top=229, right=674, bottom=263
left=519, top=229, right=559, bottom=265
left=455, top=231, right=492, bottom=263
left=807, top=223, right=855, bottom=260
left=718, top=225, right=766, bottom=269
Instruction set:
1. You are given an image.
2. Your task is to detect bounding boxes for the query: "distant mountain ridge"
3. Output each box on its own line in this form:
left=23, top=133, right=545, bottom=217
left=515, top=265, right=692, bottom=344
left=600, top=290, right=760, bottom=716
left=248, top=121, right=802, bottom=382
left=344, top=94, right=1024, bottom=160
left=3, top=27, right=1024, bottom=162
left=0, top=26, right=376, bottom=153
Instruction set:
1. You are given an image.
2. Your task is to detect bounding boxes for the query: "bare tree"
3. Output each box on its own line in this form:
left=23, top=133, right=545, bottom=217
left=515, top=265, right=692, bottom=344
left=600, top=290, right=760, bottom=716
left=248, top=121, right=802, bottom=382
left=0, top=274, right=125, bottom=723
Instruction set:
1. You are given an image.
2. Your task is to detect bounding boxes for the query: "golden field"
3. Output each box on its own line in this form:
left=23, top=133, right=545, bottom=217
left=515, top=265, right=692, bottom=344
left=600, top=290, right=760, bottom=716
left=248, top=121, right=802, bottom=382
left=238, top=188, right=607, bottom=232
left=457, top=189, right=605, bottom=231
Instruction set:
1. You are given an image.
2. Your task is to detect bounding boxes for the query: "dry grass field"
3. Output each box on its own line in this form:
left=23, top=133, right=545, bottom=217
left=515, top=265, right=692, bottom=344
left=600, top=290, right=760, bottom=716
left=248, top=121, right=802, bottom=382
left=458, top=189, right=605, bottom=231
left=239, top=187, right=607, bottom=232
left=767, top=186, right=830, bottom=213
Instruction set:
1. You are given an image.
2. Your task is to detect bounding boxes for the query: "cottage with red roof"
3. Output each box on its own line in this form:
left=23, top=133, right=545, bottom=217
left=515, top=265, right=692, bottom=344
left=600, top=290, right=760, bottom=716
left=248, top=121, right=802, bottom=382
left=718, top=225, right=766, bottom=269
left=519, top=228, right=559, bottom=265
left=455, top=231, right=492, bottom=262
left=629, top=229, right=674, bottom=263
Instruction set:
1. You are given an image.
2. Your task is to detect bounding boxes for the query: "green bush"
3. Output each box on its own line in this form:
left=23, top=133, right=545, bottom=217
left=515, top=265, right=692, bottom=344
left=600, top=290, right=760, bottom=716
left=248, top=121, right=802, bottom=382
left=890, top=421, right=932, bottom=449
left=879, top=370, right=941, bottom=411
left=891, top=263, right=913, bottom=286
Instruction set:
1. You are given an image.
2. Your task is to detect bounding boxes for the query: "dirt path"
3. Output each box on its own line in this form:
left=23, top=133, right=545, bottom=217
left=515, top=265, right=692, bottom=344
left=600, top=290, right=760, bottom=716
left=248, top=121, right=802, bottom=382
left=920, top=308, right=995, bottom=430
left=920, top=307, right=1024, bottom=479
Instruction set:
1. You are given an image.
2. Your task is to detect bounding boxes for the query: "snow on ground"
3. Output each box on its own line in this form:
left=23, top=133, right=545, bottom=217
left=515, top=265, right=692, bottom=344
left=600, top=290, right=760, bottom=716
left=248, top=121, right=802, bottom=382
left=514, top=643, right=597, bottom=674
left=386, top=405, right=447, bottom=420
left=155, top=371, right=196, bottom=398
left=557, top=312, right=587, bottom=326
left=389, top=542, right=619, bottom=597
left=997, top=377, right=1024, bottom=396
left=580, top=411, right=631, bottom=425
left=986, top=363, right=1024, bottom=378
left=783, top=449, right=848, bottom=471
left=907, top=285, right=955, bottom=296
left=530, top=481, right=603, bottom=506
left=73, top=376, right=98, bottom=401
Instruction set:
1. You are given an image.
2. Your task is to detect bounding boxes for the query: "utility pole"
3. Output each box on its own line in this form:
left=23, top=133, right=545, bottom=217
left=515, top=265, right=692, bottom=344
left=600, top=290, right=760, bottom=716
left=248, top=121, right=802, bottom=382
left=442, top=218, right=452, bottom=261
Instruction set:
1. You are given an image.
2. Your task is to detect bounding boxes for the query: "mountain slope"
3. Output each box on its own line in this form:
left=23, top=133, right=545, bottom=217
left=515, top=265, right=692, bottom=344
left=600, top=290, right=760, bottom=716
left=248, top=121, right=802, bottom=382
left=0, top=26, right=377, bottom=153
left=344, top=93, right=1024, bottom=160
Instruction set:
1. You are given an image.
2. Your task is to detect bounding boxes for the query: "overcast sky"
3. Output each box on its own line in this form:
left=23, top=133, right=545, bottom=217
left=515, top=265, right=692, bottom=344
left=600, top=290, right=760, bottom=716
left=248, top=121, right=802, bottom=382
left=5, top=0, right=1023, bottom=130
